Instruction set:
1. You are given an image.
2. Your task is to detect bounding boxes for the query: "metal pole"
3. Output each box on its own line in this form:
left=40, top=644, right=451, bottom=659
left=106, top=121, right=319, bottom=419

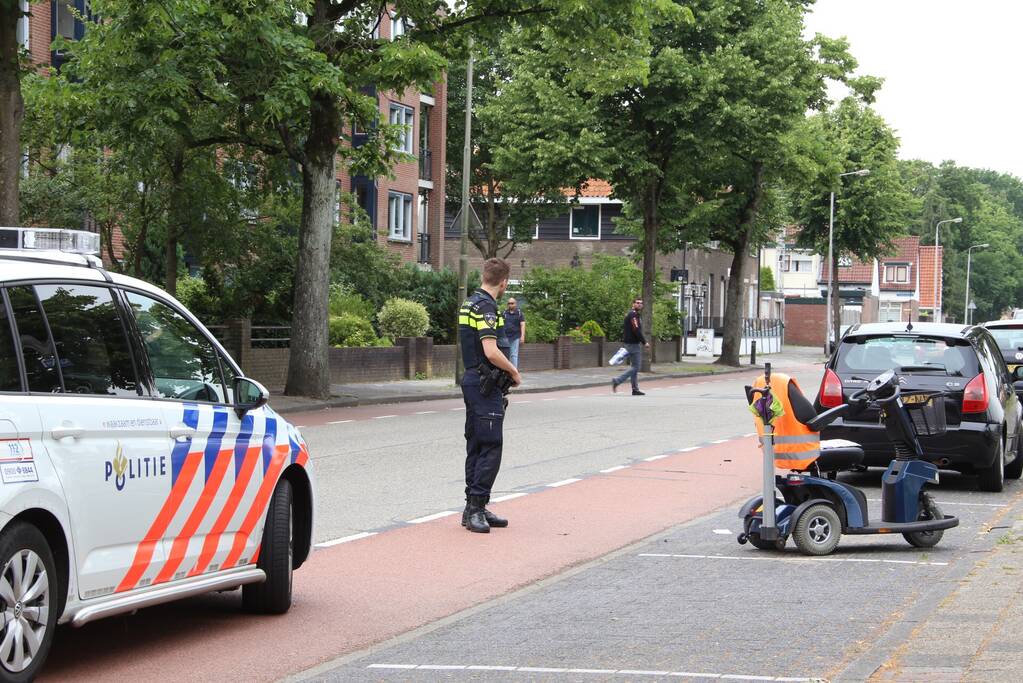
left=933, top=220, right=940, bottom=323
left=760, top=362, right=776, bottom=539
left=826, top=190, right=834, bottom=354
left=454, top=37, right=474, bottom=384
left=964, top=249, right=972, bottom=325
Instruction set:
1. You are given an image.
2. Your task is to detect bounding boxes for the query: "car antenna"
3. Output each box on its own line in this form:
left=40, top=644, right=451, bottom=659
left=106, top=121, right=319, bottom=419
left=906, top=321, right=913, bottom=332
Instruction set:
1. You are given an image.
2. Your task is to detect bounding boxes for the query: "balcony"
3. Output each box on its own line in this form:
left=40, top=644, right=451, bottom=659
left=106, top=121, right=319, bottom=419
left=419, top=149, right=432, bottom=181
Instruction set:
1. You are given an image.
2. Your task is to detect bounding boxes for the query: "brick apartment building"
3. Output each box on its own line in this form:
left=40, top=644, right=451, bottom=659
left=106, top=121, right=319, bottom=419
left=17, top=2, right=447, bottom=271
left=444, top=180, right=763, bottom=324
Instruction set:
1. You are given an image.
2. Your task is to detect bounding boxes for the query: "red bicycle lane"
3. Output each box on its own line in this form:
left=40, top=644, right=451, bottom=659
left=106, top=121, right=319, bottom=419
left=41, top=437, right=761, bottom=682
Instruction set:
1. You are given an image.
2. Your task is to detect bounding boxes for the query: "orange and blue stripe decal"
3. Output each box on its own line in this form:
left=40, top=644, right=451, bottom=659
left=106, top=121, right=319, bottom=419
left=117, top=404, right=202, bottom=593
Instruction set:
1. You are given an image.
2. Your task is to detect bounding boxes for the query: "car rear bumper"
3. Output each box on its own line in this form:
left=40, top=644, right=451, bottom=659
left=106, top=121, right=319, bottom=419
left=822, top=417, right=1001, bottom=469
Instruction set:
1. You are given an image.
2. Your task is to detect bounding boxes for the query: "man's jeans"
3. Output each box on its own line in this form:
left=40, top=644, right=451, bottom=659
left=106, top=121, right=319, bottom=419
left=614, top=343, right=642, bottom=391
left=507, top=337, right=521, bottom=368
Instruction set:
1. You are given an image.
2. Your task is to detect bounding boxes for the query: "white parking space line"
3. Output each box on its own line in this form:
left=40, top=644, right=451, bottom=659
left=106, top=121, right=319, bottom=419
left=547, top=478, right=583, bottom=488
left=640, top=553, right=948, bottom=567
left=490, top=492, right=529, bottom=503
left=374, top=415, right=397, bottom=420
left=712, top=529, right=732, bottom=535
left=407, top=510, right=459, bottom=524
left=315, top=531, right=378, bottom=548
left=601, top=465, right=629, bottom=473
left=415, top=411, right=437, bottom=415
left=327, top=419, right=353, bottom=425
left=543, top=398, right=557, bottom=401
left=643, top=455, right=668, bottom=462
left=365, top=664, right=816, bottom=680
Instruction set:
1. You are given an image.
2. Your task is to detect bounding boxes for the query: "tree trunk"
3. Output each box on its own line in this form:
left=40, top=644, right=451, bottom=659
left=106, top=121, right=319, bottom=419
left=717, top=161, right=764, bottom=366
left=0, top=3, right=24, bottom=225
left=164, top=151, right=185, bottom=296
left=284, top=91, right=339, bottom=400
left=641, top=195, right=657, bottom=372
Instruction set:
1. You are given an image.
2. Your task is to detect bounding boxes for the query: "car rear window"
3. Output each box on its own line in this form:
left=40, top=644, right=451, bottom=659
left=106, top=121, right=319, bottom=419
left=986, top=327, right=1023, bottom=354
left=836, top=335, right=980, bottom=377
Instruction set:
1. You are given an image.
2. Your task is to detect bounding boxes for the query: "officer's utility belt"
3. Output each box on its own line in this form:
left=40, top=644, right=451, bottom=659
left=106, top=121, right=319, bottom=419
left=478, top=364, right=513, bottom=397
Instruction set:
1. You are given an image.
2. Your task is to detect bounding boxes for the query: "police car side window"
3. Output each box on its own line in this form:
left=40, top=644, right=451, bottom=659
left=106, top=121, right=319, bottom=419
left=124, top=291, right=228, bottom=403
left=0, top=292, right=21, bottom=392
left=7, top=286, right=62, bottom=393
left=34, top=283, right=140, bottom=397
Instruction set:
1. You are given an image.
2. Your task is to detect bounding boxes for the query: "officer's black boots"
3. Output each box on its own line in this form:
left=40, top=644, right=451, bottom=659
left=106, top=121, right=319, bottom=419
left=481, top=495, right=508, bottom=527
left=465, top=495, right=490, bottom=533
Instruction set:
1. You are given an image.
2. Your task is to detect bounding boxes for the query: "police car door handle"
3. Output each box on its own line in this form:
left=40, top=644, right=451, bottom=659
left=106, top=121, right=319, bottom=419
left=169, top=425, right=195, bottom=442
left=51, top=424, right=85, bottom=440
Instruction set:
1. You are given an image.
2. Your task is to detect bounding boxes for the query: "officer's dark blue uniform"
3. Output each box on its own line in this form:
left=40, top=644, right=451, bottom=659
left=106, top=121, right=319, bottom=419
left=459, top=288, right=508, bottom=532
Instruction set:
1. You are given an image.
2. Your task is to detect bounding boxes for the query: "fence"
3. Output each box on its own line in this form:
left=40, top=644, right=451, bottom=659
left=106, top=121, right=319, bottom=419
left=214, top=318, right=783, bottom=391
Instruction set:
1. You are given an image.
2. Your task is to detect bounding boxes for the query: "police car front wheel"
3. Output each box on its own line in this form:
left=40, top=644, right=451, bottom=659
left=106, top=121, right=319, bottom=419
left=243, top=478, right=293, bottom=615
left=0, top=521, right=59, bottom=682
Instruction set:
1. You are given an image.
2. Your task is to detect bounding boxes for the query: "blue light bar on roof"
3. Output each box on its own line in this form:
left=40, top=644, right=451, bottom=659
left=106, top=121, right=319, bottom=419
left=0, top=227, right=100, bottom=255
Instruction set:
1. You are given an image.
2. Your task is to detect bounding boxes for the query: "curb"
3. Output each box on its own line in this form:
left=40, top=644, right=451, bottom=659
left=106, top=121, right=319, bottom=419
left=272, top=364, right=759, bottom=415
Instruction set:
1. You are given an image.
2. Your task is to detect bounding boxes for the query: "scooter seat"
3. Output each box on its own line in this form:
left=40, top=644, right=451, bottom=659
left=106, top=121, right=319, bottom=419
left=810, top=440, right=865, bottom=472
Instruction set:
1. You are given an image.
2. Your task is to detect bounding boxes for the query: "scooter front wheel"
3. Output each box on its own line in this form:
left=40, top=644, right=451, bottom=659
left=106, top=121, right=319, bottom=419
left=903, top=492, right=945, bottom=548
left=743, top=516, right=785, bottom=551
left=792, top=503, right=841, bottom=555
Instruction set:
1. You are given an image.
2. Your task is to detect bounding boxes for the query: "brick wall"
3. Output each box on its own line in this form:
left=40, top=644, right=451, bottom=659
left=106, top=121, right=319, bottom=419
left=571, top=342, right=601, bottom=368
left=329, top=347, right=408, bottom=384
left=784, top=299, right=826, bottom=347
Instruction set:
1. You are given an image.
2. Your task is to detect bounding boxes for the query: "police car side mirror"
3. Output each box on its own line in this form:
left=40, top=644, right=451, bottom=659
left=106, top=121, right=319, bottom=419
left=234, top=376, right=270, bottom=417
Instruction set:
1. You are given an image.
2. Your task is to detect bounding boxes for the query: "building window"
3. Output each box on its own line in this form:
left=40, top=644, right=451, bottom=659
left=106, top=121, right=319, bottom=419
left=570, top=205, right=600, bottom=239
left=55, top=0, right=81, bottom=40
left=779, top=253, right=791, bottom=272
left=335, top=180, right=342, bottom=226
left=389, top=103, right=413, bottom=154
left=388, top=191, right=413, bottom=241
left=507, top=219, right=539, bottom=240
left=884, top=263, right=910, bottom=283
left=16, top=1, right=29, bottom=49
left=879, top=301, right=904, bottom=323
left=390, top=13, right=406, bottom=39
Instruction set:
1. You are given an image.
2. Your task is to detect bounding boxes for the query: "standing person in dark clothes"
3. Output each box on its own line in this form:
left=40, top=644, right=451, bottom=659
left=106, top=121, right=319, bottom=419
left=503, top=298, right=525, bottom=368
left=457, top=258, right=522, bottom=533
left=612, top=298, right=650, bottom=395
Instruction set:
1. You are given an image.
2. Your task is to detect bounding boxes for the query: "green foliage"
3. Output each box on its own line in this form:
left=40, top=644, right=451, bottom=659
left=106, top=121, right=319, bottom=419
left=653, top=300, right=683, bottom=341
left=566, top=327, right=590, bottom=343
left=328, top=284, right=376, bottom=320
left=377, top=298, right=431, bottom=339
left=391, top=266, right=480, bottom=344
left=329, top=314, right=379, bottom=348
left=759, top=267, right=777, bottom=292
left=175, top=275, right=218, bottom=322
left=521, top=255, right=672, bottom=341
left=578, top=320, right=606, bottom=339
left=525, top=317, right=559, bottom=343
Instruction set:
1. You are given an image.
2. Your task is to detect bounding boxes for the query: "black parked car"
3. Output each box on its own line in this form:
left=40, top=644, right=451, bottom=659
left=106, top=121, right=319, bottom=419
left=816, top=322, right=1023, bottom=492
left=982, top=320, right=1023, bottom=372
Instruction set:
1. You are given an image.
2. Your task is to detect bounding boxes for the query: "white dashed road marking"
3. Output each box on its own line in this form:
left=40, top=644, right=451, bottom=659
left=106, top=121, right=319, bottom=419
left=490, top=492, right=528, bottom=503
left=547, top=478, right=583, bottom=488
left=600, top=465, right=629, bottom=473
left=679, top=446, right=700, bottom=452
left=374, top=415, right=397, bottom=420
left=710, top=439, right=731, bottom=444
left=414, top=411, right=437, bottom=415
left=315, top=531, right=378, bottom=548
left=643, top=455, right=668, bottom=462
left=712, top=529, right=732, bottom=535
left=407, top=510, right=459, bottom=524
left=366, top=663, right=817, bottom=680
left=327, top=419, right=353, bottom=425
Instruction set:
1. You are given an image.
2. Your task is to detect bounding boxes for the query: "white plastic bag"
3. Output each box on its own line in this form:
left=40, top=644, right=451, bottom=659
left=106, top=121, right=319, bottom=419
left=608, top=347, right=629, bottom=366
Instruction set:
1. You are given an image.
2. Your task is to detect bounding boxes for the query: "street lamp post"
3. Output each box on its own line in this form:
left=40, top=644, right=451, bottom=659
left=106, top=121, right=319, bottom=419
left=933, top=217, right=962, bottom=323
left=825, top=169, right=870, bottom=354
left=964, top=242, right=989, bottom=324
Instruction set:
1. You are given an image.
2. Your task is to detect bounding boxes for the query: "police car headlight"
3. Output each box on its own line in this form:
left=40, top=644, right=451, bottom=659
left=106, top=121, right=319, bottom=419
left=0, top=227, right=100, bottom=255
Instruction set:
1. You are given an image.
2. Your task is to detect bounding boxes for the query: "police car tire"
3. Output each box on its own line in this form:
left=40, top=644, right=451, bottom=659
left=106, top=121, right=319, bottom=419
left=243, top=478, right=293, bottom=615
left=0, top=522, right=59, bottom=682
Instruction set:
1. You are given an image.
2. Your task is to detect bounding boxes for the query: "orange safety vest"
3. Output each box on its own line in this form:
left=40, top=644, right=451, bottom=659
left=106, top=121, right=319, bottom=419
left=752, top=372, right=821, bottom=471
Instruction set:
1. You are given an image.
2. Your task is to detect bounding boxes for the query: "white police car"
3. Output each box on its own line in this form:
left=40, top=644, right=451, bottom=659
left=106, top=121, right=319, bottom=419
left=0, top=227, right=314, bottom=680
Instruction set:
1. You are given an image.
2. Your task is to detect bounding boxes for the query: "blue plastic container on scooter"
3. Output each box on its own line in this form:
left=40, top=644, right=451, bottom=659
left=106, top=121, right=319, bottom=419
left=882, top=459, right=938, bottom=523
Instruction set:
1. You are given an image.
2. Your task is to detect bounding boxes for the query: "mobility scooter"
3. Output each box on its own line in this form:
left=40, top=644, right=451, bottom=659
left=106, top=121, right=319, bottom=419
left=737, top=364, right=959, bottom=555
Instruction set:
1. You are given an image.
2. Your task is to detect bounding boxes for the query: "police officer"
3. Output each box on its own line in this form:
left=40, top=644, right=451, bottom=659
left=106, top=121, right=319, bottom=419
left=458, top=258, right=522, bottom=533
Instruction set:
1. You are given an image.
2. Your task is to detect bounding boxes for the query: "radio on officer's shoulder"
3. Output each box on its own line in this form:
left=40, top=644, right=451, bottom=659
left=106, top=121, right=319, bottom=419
left=479, top=365, right=513, bottom=397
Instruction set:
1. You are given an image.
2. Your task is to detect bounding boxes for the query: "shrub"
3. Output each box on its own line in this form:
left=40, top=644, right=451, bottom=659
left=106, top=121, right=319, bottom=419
left=328, top=284, right=376, bottom=320
left=566, top=327, right=590, bottom=343
left=329, top=314, right=379, bottom=348
left=176, top=275, right=219, bottom=322
left=578, top=320, right=606, bottom=339
left=525, top=316, right=559, bottom=343
left=653, top=300, right=683, bottom=340
left=389, top=266, right=479, bottom=344
left=377, top=297, right=431, bottom=339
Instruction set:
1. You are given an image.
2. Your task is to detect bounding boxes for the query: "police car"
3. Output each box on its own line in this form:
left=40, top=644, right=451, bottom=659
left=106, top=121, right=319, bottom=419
left=0, top=227, right=314, bottom=680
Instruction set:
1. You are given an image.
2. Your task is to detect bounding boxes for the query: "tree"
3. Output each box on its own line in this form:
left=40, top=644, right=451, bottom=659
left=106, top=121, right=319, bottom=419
left=0, top=0, right=27, bottom=223
left=794, top=95, right=912, bottom=345
left=759, top=266, right=776, bottom=293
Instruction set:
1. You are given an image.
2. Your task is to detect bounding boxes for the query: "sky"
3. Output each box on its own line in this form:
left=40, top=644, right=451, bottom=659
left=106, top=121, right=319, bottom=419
left=804, top=0, right=1023, bottom=179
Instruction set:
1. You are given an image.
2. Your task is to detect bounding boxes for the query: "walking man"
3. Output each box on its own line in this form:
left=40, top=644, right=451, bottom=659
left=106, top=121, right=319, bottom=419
left=612, top=298, right=650, bottom=396
left=458, top=258, right=522, bottom=533
left=503, top=298, right=526, bottom=368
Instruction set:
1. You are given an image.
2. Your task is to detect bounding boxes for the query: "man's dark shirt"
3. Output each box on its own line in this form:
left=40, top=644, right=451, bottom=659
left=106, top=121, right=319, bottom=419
left=459, top=289, right=500, bottom=370
left=623, top=310, right=646, bottom=345
left=503, top=309, right=524, bottom=341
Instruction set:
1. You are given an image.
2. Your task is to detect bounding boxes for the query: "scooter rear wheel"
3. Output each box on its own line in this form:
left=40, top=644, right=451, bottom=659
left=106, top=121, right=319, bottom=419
left=903, top=492, right=944, bottom=548
left=792, top=503, right=841, bottom=555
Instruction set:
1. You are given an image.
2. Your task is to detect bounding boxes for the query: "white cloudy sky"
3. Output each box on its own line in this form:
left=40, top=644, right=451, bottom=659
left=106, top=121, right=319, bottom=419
left=804, top=0, right=1023, bottom=179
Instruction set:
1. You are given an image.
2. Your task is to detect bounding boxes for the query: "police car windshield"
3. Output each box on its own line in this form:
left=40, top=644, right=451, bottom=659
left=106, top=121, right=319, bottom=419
left=986, top=327, right=1023, bottom=353
left=836, top=335, right=979, bottom=378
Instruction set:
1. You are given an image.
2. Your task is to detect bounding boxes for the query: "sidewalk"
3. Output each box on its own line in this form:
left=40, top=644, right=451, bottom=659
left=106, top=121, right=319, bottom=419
left=270, top=357, right=763, bottom=415
left=868, top=496, right=1023, bottom=682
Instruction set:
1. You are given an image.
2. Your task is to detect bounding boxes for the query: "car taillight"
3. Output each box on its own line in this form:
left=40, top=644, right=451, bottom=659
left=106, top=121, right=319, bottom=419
left=962, top=373, right=988, bottom=413
left=819, top=368, right=844, bottom=408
